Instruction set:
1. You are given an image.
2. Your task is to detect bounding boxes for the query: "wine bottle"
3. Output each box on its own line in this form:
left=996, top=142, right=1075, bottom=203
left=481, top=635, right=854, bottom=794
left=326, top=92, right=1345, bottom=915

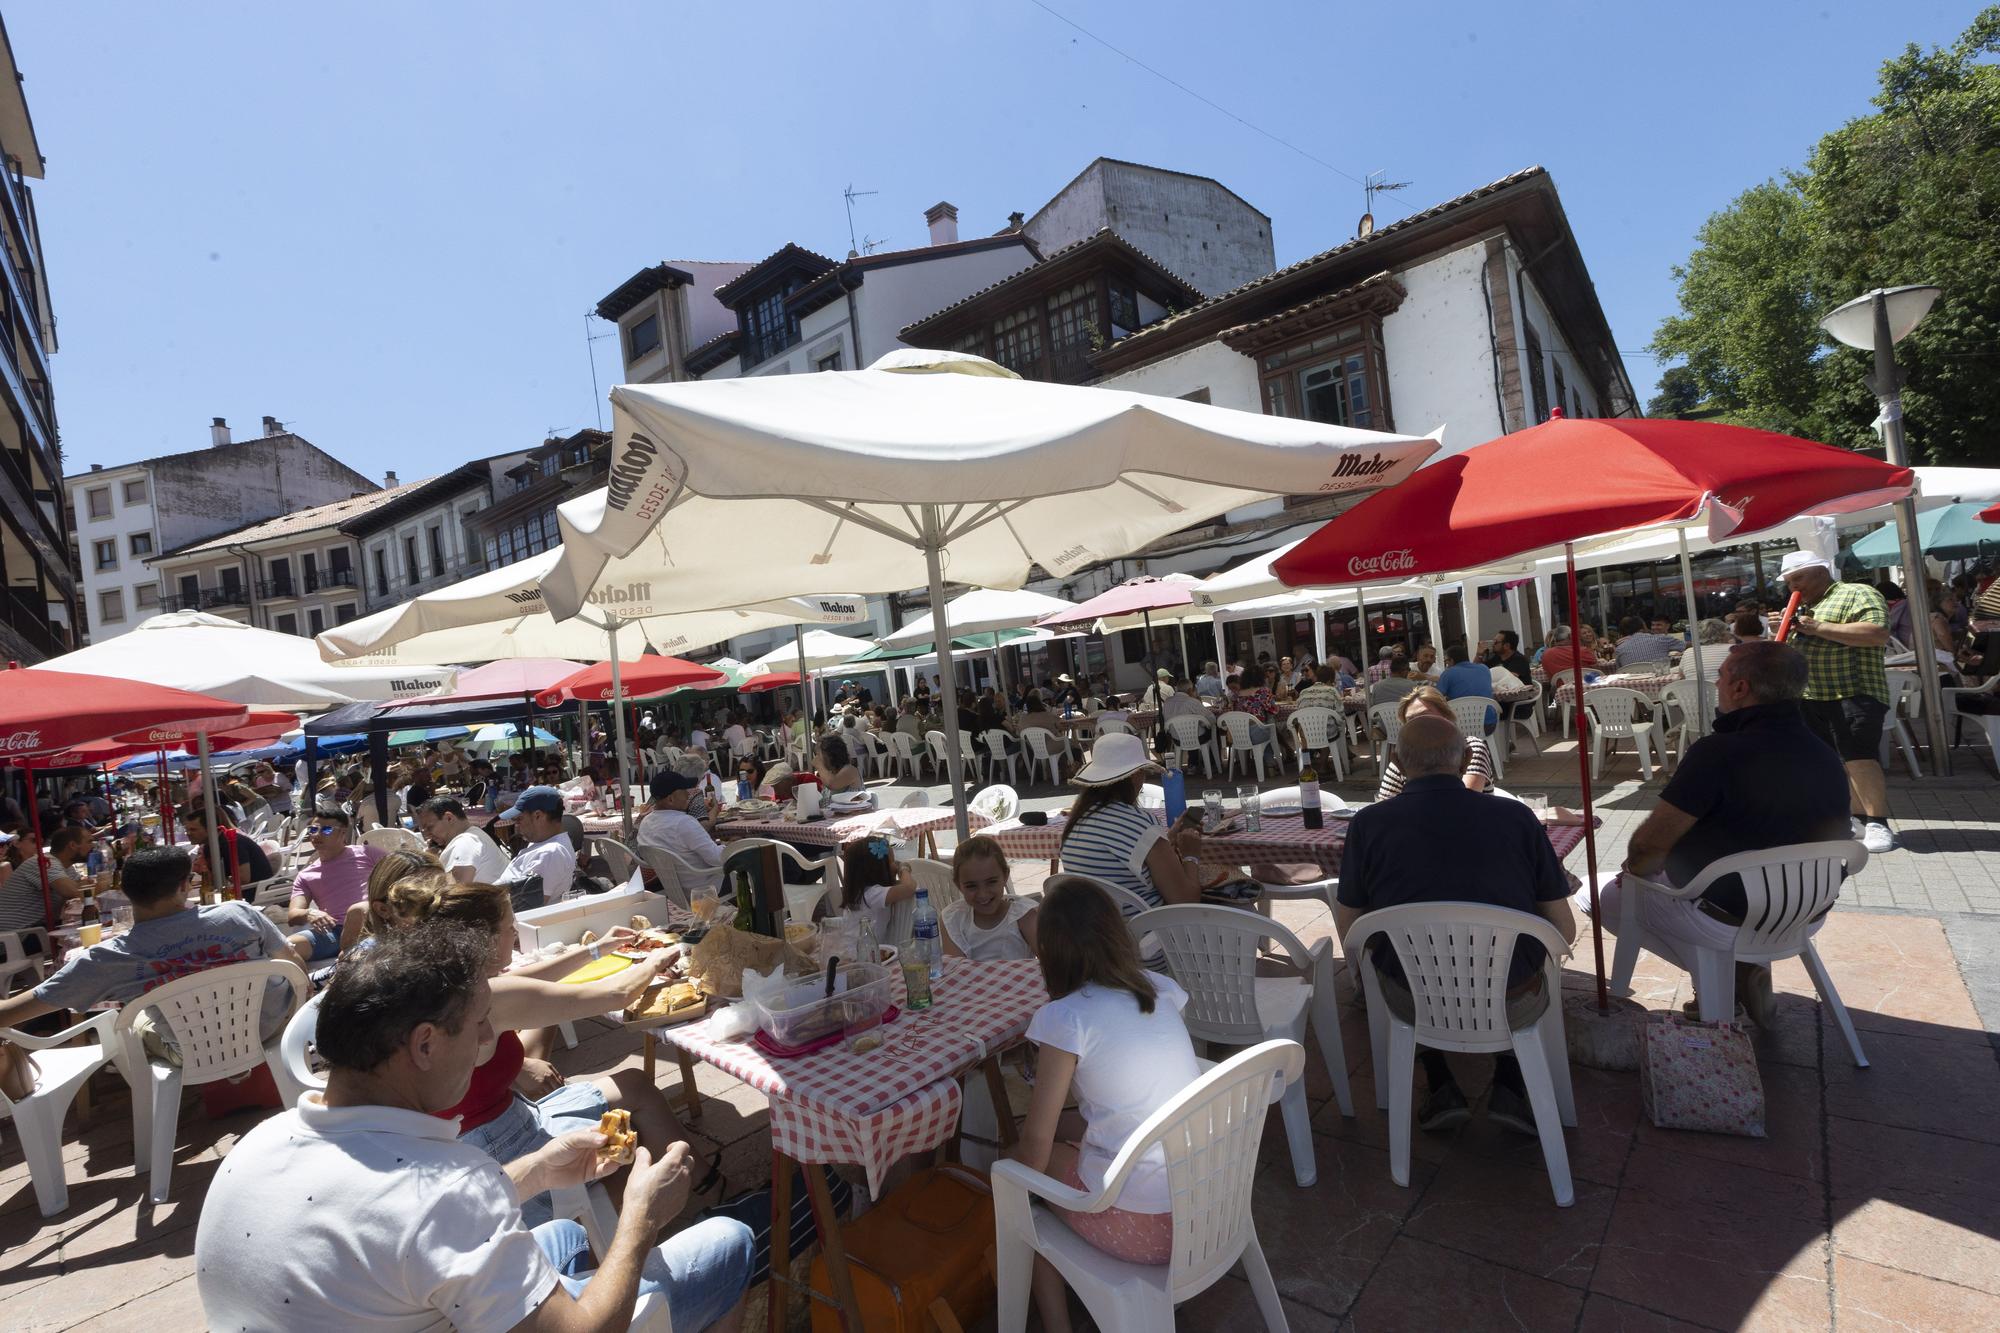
left=1300, top=764, right=1323, bottom=830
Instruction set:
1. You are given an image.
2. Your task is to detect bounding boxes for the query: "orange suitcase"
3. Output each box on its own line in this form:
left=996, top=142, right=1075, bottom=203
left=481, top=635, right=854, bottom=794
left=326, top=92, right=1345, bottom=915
left=808, top=1164, right=994, bottom=1333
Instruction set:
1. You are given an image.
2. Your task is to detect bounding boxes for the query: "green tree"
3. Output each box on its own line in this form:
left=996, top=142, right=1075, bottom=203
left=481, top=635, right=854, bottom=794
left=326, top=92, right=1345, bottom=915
left=1651, top=10, right=2000, bottom=463
left=1645, top=364, right=1704, bottom=419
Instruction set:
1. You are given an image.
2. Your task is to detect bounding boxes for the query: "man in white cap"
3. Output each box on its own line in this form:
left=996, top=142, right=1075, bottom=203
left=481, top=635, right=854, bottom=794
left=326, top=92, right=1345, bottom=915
left=1138, top=667, right=1176, bottom=713
left=1773, top=550, right=1896, bottom=852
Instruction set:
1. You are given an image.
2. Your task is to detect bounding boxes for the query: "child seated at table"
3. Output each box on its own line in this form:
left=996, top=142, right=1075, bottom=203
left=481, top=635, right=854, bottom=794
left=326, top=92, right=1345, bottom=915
left=837, top=835, right=916, bottom=942
left=1011, top=876, right=1200, bottom=1331
left=940, top=835, right=1038, bottom=961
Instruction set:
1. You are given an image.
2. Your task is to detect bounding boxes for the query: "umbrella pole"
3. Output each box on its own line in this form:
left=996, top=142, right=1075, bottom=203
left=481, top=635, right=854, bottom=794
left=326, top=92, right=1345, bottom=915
left=1565, top=543, right=1607, bottom=1010
left=607, top=624, right=635, bottom=841
left=923, top=508, right=971, bottom=839
left=1176, top=620, right=1190, bottom=681
left=1676, top=529, right=1709, bottom=733
left=25, top=757, right=53, bottom=927
left=794, top=627, right=812, bottom=729
left=197, top=729, right=222, bottom=905
left=1356, top=585, right=1373, bottom=769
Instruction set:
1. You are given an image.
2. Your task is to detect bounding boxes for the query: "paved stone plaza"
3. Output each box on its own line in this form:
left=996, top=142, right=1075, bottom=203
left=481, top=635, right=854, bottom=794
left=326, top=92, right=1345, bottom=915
left=4, top=734, right=1998, bottom=1331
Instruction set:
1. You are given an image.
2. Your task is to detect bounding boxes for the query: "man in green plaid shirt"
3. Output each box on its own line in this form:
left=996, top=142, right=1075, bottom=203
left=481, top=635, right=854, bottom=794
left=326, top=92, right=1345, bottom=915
left=1776, top=551, right=1895, bottom=852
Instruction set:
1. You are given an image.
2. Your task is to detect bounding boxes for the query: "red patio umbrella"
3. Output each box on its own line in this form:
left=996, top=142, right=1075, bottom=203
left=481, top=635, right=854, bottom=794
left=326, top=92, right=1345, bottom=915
left=535, top=656, right=727, bottom=706
left=1, top=666, right=250, bottom=923
left=1981, top=501, right=1999, bottom=524
left=740, top=671, right=804, bottom=693
left=1037, top=576, right=1196, bottom=721
left=1274, top=414, right=1915, bottom=1006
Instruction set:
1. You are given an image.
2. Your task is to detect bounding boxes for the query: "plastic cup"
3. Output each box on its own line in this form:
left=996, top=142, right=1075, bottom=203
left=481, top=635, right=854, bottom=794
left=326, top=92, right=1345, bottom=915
left=78, top=922, right=102, bottom=946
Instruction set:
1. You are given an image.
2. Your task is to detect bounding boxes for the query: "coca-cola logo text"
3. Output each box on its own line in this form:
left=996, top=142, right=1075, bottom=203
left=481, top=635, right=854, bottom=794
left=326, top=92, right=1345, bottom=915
left=1346, top=549, right=1417, bottom=577
left=1, top=729, right=44, bottom=753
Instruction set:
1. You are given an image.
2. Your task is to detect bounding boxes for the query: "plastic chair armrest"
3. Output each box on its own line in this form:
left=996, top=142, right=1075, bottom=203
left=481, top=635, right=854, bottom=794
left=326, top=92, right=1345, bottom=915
left=990, top=1158, right=1100, bottom=1212
left=2, top=1009, right=116, bottom=1050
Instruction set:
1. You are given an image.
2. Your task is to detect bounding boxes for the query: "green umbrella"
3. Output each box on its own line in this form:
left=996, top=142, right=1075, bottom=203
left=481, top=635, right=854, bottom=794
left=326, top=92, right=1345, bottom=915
left=848, top=627, right=1043, bottom=662
left=1849, top=503, right=2000, bottom=568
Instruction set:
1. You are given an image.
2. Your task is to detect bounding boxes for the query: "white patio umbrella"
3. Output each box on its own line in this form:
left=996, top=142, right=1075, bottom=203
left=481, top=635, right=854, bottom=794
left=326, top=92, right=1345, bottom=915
left=537, top=350, right=1438, bottom=833
left=28, top=611, right=457, bottom=708
left=877, top=586, right=1081, bottom=700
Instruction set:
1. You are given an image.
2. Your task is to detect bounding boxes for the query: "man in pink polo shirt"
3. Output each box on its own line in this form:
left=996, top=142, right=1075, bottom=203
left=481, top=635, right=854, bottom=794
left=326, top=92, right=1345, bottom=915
left=289, top=807, right=384, bottom=961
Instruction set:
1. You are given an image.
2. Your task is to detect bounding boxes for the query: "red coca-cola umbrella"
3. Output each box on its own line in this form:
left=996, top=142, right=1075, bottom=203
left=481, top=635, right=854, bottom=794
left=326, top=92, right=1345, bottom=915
left=1, top=666, right=250, bottom=923
left=1274, top=414, right=1915, bottom=1006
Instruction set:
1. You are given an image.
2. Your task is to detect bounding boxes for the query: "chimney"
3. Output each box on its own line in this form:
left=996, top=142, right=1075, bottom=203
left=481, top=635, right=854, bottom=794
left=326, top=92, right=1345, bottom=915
left=1007, top=210, right=1025, bottom=231
left=925, top=201, right=959, bottom=246
left=210, top=417, right=230, bottom=447
left=262, top=415, right=281, bottom=437
left=384, top=470, right=399, bottom=487
left=89, top=462, right=102, bottom=471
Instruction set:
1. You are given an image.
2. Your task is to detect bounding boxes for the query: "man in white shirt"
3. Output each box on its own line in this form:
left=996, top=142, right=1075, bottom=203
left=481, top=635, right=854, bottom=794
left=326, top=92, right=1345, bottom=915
left=637, top=771, right=723, bottom=873
left=495, top=786, right=576, bottom=910
left=416, top=796, right=511, bottom=884
left=195, top=923, right=752, bottom=1332
left=1195, top=661, right=1225, bottom=700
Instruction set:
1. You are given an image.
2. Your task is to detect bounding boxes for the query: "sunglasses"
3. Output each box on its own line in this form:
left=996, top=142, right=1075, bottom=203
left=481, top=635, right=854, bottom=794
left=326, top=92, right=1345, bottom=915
left=310, top=823, right=344, bottom=836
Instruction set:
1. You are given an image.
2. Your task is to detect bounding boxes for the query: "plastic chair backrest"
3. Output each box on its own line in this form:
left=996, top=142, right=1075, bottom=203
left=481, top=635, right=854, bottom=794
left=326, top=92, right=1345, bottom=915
left=983, top=728, right=1014, bottom=755
left=898, top=788, right=932, bottom=808
left=636, top=845, right=722, bottom=908
left=1164, top=715, right=1206, bottom=750
left=361, top=827, right=424, bottom=854
left=886, top=731, right=917, bottom=760
left=1289, top=705, right=1336, bottom=749
left=1133, top=904, right=1316, bottom=1046
left=1889, top=670, right=1922, bottom=717
left=248, top=876, right=296, bottom=909
left=1446, top=695, right=1496, bottom=739
left=1137, top=783, right=1164, bottom=810
left=1369, top=703, right=1403, bottom=747
left=905, top=857, right=960, bottom=913
left=593, top=837, right=640, bottom=884
left=925, top=730, right=949, bottom=763
left=1092, top=1039, right=1305, bottom=1300
left=280, top=991, right=326, bottom=1092
left=1094, top=718, right=1131, bottom=736
left=1584, top=687, right=1646, bottom=734
left=1343, top=902, right=1567, bottom=1049
left=1020, top=727, right=1060, bottom=760
left=969, top=784, right=1019, bottom=822
left=1216, top=711, right=1257, bottom=747
left=1680, top=839, right=1866, bottom=961
left=114, top=958, right=308, bottom=1087
left=1055, top=871, right=1156, bottom=923
left=721, top=836, right=834, bottom=886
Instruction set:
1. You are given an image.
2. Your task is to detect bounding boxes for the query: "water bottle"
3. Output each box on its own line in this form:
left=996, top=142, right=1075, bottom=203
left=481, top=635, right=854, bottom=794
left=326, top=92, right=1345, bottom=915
left=736, top=777, right=752, bottom=801
left=86, top=845, right=105, bottom=878
left=912, top=888, right=943, bottom=981
left=1161, top=752, right=1187, bottom=827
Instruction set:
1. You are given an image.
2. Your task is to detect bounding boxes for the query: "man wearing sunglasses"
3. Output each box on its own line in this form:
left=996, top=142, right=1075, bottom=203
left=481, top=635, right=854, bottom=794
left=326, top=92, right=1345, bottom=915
left=288, top=808, right=383, bottom=961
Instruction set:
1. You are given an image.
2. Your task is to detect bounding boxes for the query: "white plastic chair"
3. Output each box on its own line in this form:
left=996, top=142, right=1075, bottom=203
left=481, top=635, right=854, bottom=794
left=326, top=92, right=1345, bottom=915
left=0, top=927, right=51, bottom=998
left=722, top=838, right=839, bottom=927
left=360, top=826, right=425, bottom=854
left=897, top=788, right=932, bottom=808
left=969, top=784, right=1019, bottom=824
left=850, top=729, right=888, bottom=781
left=1093, top=717, right=1132, bottom=737
left=883, top=730, right=923, bottom=782
left=1606, top=840, right=1870, bottom=1066
left=1286, top=705, right=1346, bottom=783
left=923, top=730, right=952, bottom=782
left=904, top=856, right=962, bottom=915
left=1583, top=687, right=1659, bottom=781
left=1231, top=785, right=1342, bottom=913
left=0, top=1010, right=118, bottom=1215
left=1656, top=679, right=1716, bottom=767
left=1368, top=702, right=1403, bottom=761
left=982, top=729, right=1022, bottom=785
left=117, top=958, right=310, bottom=1204
left=992, top=1040, right=1304, bottom=1333
left=591, top=836, right=641, bottom=885
left=1880, top=671, right=1924, bottom=777
left=1504, top=680, right=1544, bottom=753
left=1162, top=714, right=1214, bottom=778
left=1443, top=695, right=1504, bottom=780
left=636, top=844, right=725, bottom=910
left=1942, top=673, right=2000, bottom=763
left=1019, top=727, right=1069, bottom=785
left=1215, top=711, right=1271, bottom=783
left=1134, top=905, right=1352, bottom=1187
left=1344, top=903, right=1579, bottom=1207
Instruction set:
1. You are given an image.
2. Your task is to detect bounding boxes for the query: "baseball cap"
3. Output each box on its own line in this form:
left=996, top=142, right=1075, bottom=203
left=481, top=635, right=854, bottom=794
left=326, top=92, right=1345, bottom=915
left=498, top=785, right=565, bottom=820
left=1779, top=551, right=1835, bottom=578
left=1155, top=667, right=1173, bottom=681
left=649, top=770, right=699, bottom=800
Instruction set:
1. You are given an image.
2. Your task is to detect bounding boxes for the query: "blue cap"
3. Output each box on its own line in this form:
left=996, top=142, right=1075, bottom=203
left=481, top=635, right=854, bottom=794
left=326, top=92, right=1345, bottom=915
left=498, top=785, right=564, bottom=820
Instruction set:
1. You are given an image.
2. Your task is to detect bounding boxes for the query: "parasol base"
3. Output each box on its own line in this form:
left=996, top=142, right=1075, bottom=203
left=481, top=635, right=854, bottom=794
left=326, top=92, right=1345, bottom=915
left=1562, top=990, right=1648, bottom=1071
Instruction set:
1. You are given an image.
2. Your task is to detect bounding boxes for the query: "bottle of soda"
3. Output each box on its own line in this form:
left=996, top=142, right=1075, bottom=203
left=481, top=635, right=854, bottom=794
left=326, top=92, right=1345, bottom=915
left=1300, top=765, right=1324, bottom=830
left=911, top=888, right=943, bottom=981
left=79, top=879, right=102, bottom=927
left=732, top=870, right=754, bottom=932
left=1161, top=750, right=1187, bottom=827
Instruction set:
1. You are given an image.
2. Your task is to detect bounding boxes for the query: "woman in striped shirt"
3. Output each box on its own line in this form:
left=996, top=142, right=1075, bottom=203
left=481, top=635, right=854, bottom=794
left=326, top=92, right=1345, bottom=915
left=1376, top=686, right=1495, bottom=800
left=1057, top=733, right=1206, bottom=913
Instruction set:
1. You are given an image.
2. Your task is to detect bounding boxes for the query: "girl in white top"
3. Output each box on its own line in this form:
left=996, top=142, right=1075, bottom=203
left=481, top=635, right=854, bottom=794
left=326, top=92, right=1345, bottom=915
left=1014, top=876, right=1201, bottom=1332
left=836, top=835, right=915, bottom=943
left=939, top=835, right=1038, bottom=962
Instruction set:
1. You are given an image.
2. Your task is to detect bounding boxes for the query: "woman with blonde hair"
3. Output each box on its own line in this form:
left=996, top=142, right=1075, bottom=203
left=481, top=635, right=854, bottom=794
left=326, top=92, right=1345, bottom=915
left=1376, top=685, right=1493, bottom=800
left=336, top=845, right=444, bottom=951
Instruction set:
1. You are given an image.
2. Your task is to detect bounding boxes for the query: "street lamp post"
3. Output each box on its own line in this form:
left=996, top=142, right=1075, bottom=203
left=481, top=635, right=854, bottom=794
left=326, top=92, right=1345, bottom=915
left=1820, top=285, right=1951, bottom=777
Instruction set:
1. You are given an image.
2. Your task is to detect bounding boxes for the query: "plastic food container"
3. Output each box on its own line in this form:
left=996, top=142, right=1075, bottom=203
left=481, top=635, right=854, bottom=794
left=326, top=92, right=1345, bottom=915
left=761, top=962, right=895, bottom=1047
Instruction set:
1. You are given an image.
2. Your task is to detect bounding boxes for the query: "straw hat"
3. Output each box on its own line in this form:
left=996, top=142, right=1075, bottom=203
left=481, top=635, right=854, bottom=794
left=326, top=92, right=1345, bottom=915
left=1072, top=732, right=1159, bottom=786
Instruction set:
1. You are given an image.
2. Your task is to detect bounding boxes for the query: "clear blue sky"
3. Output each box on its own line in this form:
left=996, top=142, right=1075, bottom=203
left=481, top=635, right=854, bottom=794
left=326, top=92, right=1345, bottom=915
left=11, top=1, right=1984, bottom=480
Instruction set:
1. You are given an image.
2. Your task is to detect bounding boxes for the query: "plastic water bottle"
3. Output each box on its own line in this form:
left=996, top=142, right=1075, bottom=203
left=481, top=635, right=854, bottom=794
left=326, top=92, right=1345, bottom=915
left=912, top=888, right=943, bottom=981
left=1161, top=752, right=1187, bottom=827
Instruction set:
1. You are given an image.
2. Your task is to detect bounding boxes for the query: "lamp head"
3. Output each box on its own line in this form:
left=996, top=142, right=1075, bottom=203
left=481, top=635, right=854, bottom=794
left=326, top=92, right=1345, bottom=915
left=1819, top=285, right=1941, bottom=350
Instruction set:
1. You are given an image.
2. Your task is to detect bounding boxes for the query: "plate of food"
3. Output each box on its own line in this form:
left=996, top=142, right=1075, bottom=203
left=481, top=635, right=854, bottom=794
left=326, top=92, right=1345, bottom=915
left=732, top=798, right=780, bottom=817
left=625, top=979, right=707, bottom=1025
left=613, top=926, right=683, bottom=960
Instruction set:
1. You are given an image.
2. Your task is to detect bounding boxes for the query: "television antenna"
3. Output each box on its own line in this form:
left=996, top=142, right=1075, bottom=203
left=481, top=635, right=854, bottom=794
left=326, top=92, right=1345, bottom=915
left=1358, top=170, right=1410, bottom=237
left=843, top=184, right=878, bottom=257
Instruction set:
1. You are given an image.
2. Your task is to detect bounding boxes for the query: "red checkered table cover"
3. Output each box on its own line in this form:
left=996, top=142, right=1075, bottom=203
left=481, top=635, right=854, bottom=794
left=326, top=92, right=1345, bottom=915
left=711, top=804, right=977, bottom=848
left=658, top=956, right=1046, bottom=1193
left=985, top=808, right=1590, bottom=875
left=1550, top=672, right=1680, bottom=707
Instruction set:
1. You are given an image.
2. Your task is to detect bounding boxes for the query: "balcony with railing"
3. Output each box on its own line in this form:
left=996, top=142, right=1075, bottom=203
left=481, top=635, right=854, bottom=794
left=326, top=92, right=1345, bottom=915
left=306, top=567, right=357, bottom=593
left=161, top=586, right=250, bottom=613
left=0, top=585, right=70, bottom=660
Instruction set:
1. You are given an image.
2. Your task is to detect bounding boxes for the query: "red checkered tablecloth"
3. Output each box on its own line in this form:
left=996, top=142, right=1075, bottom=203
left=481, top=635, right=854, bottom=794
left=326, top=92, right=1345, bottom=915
left=712, top=804, right=975, bottom=847
left=986, top=808, right=1591, bottom=875
left=658, top=957, right=1047, bottom=1193
left=1551, top=672, right=1679, bottom=707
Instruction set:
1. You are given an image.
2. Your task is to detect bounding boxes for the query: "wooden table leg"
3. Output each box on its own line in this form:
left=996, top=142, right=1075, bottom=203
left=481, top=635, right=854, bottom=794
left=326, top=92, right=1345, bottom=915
left=981, top=1054, right=1018, bottom=1149
left=767, top=1150, right=790, bottom=1333
left=804, top=1162, right=863, bottom=1333
left=675, top=1046, right=703, bottom=1123
left=642, top=1030, right=656, bottom=1083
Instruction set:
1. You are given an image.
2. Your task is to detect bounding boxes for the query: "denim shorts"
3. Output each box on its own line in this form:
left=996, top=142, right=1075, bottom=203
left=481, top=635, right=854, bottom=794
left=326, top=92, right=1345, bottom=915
left=533, top=1215, right=754, bottom=1330
left=299, top=923, right=342, bottom=962
left=461, top=1080, right=611, bottom=1227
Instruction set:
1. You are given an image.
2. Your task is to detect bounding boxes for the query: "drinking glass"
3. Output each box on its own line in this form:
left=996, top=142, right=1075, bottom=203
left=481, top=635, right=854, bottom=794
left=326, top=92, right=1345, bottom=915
left=1238, top=784, right=1262, bottom=832
left=1201, top=789, right=1226, bottom=833
left=1519, top=792, right=1550, bottom=817
left=689, top=886, right=722, bottom=924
